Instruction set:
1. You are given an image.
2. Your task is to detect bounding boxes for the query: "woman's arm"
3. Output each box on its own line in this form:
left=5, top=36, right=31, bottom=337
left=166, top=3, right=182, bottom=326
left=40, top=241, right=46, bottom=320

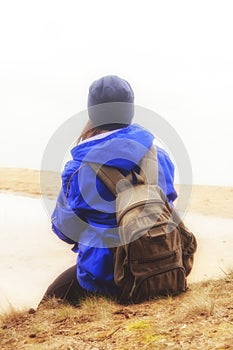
left=157, top=146, right=177, bottom=204
left=51, top=189, right=77, bottom=244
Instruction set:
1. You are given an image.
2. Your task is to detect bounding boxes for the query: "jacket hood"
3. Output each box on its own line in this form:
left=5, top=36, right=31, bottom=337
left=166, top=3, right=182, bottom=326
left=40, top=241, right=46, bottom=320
left=71, top=124, right=154, bottom=170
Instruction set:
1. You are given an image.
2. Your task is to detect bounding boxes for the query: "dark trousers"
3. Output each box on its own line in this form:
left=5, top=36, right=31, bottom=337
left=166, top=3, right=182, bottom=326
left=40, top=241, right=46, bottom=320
left=40, top=265, right=92, bottom=306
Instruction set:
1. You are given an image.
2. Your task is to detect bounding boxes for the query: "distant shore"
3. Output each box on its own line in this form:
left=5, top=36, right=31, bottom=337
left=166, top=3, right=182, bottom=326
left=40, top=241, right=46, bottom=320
left=0, top=167, right=232, bottom=218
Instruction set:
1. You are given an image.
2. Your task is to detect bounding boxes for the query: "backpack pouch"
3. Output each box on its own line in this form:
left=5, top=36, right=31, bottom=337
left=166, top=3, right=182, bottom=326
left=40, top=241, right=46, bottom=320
left=130, top=266, right=187, bottom=304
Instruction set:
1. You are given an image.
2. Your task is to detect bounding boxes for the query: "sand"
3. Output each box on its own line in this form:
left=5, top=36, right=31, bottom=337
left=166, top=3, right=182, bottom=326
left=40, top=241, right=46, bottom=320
left=1, top=167, right=233, bottom=218
left=0, top=168, right=233, bottom=313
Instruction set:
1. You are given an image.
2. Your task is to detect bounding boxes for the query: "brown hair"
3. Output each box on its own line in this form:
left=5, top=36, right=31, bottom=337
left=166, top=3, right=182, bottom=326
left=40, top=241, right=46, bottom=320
left=76, top=120, right=108, bottom=145
left=76, top=120, right=128, bottom=145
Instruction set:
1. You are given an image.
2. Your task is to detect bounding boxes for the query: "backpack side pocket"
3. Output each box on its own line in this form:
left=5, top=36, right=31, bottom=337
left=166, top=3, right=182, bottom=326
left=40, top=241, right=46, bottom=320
left=178, top=222, right=197, bottom=276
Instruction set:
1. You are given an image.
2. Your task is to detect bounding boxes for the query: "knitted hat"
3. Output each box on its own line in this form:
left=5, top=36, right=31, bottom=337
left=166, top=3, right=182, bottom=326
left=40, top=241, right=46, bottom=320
left=87, top=75, right=134, bottom=127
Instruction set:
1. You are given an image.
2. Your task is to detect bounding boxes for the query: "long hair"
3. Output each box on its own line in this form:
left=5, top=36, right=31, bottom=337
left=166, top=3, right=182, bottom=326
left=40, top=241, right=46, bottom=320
left=76, top=120, right=128, bottom=145
left=76, top=120, right=108, bottom=145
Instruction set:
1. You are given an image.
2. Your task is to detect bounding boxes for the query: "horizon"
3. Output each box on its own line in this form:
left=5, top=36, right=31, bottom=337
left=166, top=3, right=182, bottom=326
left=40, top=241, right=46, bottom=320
left=0, top=166, right=232, bottom=189
left=0, top=1, right=232, bottom=187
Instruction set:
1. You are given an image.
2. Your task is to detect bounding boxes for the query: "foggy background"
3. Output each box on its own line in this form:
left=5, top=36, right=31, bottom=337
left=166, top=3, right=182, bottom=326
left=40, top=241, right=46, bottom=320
left=1, top=0, right=232, bottom=185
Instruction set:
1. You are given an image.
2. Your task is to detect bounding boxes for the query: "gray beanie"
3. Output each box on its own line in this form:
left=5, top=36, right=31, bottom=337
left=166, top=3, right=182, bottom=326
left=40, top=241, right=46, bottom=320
left=87, top=75, right=134, bottom=127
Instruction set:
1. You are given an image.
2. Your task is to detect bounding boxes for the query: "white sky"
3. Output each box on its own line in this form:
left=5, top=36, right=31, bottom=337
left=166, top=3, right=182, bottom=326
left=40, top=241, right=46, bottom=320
left=0, top=0, right=233, bottom=185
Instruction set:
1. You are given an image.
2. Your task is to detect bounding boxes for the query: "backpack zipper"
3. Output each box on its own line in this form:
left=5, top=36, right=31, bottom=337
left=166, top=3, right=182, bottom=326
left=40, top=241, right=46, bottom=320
left=147, top=220, right=177, bottom=231
left=127, top=221, right=178, bottom=267
left=132, top=250, right=178, bottom=264
left=130, top=264, right=186, bottom=300
left=118, top=200, right=164, bottom=224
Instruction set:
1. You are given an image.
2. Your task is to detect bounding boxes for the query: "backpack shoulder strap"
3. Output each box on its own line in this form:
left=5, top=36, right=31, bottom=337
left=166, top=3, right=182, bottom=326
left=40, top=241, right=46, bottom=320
left=88, top=163, right=125, bottom=196
left=89, top=144, right=158, bottom=195
left=139, top=145, right=158, bottom=185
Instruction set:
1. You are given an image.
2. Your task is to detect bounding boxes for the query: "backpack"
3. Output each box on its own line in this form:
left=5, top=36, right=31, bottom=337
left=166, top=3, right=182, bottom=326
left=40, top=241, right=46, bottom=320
left=89, top=146, right=197, bottom=304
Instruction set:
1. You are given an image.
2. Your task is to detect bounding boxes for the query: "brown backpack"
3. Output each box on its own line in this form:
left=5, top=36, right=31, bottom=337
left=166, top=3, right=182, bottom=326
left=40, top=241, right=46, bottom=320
left=89, top=147, right=197, bottom=304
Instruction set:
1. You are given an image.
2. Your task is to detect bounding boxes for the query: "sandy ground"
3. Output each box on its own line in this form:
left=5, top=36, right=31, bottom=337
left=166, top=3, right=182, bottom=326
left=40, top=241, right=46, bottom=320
left=0, top=168, right=233, bottom=313
left=0, top=167, right=233, bottom=218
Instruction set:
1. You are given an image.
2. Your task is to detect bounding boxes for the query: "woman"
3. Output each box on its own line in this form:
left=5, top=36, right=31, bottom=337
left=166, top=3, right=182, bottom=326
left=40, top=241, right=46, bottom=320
left=41, top=75, right=177, bottom=305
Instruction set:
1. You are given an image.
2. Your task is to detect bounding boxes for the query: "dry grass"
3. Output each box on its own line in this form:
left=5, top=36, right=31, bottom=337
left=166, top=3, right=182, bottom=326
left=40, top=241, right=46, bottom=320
left=1, top=272, right=233, bottom=350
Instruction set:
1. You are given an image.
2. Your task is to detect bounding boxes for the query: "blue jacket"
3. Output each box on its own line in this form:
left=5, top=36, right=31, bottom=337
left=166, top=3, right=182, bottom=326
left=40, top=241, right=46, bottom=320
left=51, top=124, right=177, bottom=296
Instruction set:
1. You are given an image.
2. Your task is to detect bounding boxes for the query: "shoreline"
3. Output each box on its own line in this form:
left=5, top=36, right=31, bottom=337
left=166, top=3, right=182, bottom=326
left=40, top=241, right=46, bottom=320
left=1, top=167, right=232, bottom=218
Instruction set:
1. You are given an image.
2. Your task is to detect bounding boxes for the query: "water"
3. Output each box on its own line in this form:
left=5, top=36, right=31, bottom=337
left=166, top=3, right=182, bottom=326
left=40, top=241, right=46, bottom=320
left=1, top=193, right=233, bottom=312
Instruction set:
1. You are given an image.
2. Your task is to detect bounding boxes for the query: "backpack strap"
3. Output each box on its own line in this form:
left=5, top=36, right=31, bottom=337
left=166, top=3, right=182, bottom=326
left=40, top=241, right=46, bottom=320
left=88, top=145, right=158, bottom=195
left=139, top=145, right=158, bottom=185
left=88, top=163, right=144, bottom=196
left=88, top=162, right=125, bottom=196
